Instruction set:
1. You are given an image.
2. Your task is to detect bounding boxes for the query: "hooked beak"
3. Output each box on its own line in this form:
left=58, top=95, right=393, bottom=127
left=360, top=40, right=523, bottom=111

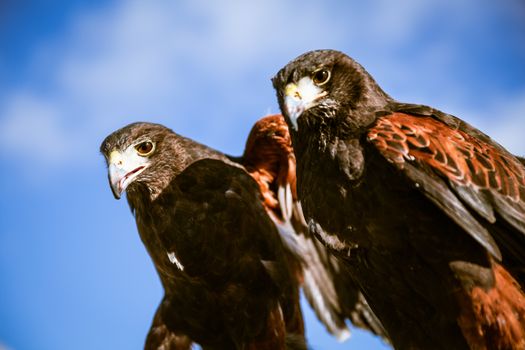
left=284, top=77, right=327, bottom=130
left=107, top=150, right=147, bottom=199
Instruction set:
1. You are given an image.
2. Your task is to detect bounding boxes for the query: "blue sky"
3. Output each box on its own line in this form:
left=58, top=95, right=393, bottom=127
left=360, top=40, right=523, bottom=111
left=0, top=1, right=524, bottom=349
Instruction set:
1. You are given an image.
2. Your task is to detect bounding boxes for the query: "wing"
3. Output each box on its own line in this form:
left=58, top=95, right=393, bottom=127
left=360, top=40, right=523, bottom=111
left=159, top=158, right=303, bottom=342
left=368, top=105, right=525, bottom=274
left=161, top=159, right=287, bottom=280
left=240, top=114, right=389, bottom=342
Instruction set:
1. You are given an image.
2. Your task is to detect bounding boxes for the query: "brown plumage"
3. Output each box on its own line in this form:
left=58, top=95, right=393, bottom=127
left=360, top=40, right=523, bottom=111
left=457, top=264, right=525, bottom=349
left=272, top=49, right=525, bottom=349
left=100, top=122, right=305, bottom=350
left=239, top=114, right=389, bottom=342
left=369, top=113, right=525, bottom=203
left=145, top=305, right=192, bottom=350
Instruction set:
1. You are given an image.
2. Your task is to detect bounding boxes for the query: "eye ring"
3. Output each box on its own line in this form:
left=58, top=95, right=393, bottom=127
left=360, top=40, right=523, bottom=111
left=135, top=141, right=155, bottom=156
left=312, top=68, right=331, bottom=86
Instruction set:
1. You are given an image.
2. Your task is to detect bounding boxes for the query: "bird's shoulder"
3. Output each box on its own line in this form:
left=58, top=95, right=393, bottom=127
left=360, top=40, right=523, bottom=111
left=155, top=159, right=289, bottom=275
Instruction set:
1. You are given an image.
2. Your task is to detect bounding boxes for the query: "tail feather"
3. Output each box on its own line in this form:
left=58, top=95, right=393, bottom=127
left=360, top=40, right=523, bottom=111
left=300, top=236, right=351, bottom=341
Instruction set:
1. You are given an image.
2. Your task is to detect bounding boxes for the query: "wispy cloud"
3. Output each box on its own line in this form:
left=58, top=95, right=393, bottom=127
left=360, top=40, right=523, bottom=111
left=0, top=0, right=523, bottom=178
left=465, top=91, right=525, bottom=155
left=0, top=0, right=347, bottom=169
left=0, top=93, right=74, bottom=164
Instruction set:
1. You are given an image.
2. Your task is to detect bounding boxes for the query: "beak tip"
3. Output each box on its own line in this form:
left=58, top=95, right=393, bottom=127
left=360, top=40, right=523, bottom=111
left=110, top=185, right=122, bottom=200
left=284, top=95, right=304, bottom=130
left=108, top=173, right=122, bottom=200
left=290, top=118, right=298, bottom=131
left=108, top=163, right=123, bottom=200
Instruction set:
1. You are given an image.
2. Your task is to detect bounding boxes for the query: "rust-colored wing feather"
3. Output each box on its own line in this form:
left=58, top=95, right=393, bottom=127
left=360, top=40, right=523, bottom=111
left=369, top=113, right=525, bottom=202
left=367, top=107, right=525, bottom=350
left=242, top=114, right=389, bottom=342
left=368, top=110, right=525, bottom=271
left=457, top=263, right=525, bottom=349
left=242, top=114, right=297, bottom=218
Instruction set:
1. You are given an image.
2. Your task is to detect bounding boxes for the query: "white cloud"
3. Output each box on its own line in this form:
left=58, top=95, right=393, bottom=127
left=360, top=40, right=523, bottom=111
left=465, top=92, right=525, bottom=156
left=0, top=93, right=74, bottom=164
left=0, top=1, right=330, bottom=170
left=0, top=0, right=523, bottom=177
left=0, top=0, right=348, bottom=170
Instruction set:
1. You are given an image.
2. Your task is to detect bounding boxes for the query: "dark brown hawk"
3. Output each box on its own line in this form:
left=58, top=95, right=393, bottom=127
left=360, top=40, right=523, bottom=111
left=100, top=123, right=305, bottom=350
left=272, top=49, right=525, bottom=350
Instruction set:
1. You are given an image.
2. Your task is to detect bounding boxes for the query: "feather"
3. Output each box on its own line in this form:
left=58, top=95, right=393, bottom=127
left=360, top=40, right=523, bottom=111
left=239, top=114, right=389, bottom=343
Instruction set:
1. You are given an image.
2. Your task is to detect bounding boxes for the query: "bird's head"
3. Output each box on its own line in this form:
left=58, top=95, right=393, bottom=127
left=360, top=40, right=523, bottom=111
left=100, top=122, right=179, bottom=200
left=272, top=50, right=390, bottom=134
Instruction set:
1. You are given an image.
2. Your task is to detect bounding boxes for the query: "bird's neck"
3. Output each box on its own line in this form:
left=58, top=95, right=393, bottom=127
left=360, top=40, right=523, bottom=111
left=294, top=107, right=376, bottom=155
left=127, top=158, right=185, bottom=211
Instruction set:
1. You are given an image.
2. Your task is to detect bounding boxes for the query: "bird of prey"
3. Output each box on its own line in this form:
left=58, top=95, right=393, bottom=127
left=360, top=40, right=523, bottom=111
left=237, top=114, right=388, bottom=342
left=272, top=50, right=525, bottom=349
left=100, top=122, right=305, bottom=350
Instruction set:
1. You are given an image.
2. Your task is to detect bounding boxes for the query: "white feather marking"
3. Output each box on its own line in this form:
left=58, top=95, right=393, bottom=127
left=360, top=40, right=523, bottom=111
left=303, top=269, right=351, bottom=342
left=336, top=328, right=351, bottom=342
left=308, top=219, right=349, bottom=252
left=167, top=251, right=184, bottom=271
left=267, top=210, right=307, bottom=258
left=277, top=184, right=293, bottom=221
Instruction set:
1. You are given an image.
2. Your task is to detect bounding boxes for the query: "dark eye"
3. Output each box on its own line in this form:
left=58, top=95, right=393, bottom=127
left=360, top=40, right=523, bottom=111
left=135, top=141, right=154, bottom=156
left=312, top=69, right=331, bottom=86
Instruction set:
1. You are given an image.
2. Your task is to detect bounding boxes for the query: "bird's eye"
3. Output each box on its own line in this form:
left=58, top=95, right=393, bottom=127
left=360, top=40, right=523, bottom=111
left=135, top=141, right=154, bottom=156
left=312, top=69, right=331, bottom=86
